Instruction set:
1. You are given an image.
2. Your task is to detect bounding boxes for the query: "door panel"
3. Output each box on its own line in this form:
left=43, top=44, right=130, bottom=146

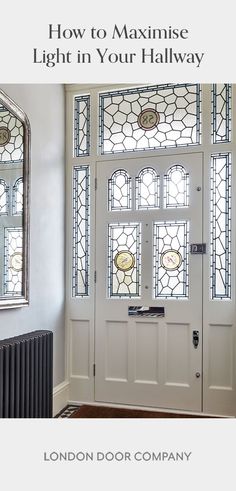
left=95, top=153, right=203, bottom=411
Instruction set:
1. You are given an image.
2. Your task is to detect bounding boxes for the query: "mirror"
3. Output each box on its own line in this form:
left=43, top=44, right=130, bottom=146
left=0, top=89, right=30, bottom=308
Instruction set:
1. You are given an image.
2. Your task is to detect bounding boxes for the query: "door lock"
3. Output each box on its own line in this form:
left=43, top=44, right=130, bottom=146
left=192, top=330, right=199, bottom=349
left=195, top=372, right=201, bottom=378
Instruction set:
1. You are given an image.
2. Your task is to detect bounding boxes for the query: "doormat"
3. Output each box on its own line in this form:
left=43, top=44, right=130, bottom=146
left=68, top=404, right=209, bottom=418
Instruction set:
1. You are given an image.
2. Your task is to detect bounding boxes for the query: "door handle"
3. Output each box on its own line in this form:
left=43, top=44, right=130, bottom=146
left=192, top=330, right=199, bottom=349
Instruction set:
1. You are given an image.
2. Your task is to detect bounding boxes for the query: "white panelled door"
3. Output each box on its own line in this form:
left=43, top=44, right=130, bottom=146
left=95, top=153, right=203, bottom=411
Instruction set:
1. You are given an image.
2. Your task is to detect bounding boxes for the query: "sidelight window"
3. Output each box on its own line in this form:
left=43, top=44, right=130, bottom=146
left=74, top=95, right=90, bottom=157
left=212, top=84, right=231, bottom=144
left=210, top=153, right=231, bottom=299
left=72, top=165, right=90, bottom=297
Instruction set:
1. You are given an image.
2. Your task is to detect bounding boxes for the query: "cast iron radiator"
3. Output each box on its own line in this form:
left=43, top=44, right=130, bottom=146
left=0, top=330, right=53, bottom=418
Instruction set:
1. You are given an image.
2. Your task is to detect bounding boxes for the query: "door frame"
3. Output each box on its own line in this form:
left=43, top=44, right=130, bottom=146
left=65, top=83, right=236, bottom=416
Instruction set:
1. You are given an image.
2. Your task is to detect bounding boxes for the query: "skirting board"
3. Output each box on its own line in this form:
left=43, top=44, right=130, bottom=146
left=53, top=381, right=70, bottom=417
left=53, top=383, right=232, bottom=418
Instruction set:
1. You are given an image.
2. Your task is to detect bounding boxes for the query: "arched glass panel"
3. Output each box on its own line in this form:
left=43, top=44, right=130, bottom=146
left=136, top=167, right=159, bottom=210
left=0, top=90, right=30, bottom=308
left=164, top=165, right=189, bottom=208
left=0, top=179, right=9, bottom=215
left=108, top=169, right=131, bottom=211
left=13, top=177, right=23, bottom=215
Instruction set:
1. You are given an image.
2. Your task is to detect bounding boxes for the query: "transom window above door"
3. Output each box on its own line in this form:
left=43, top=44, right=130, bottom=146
left=73, top=83, right=231, bottom=158
left=99, top=84, right=201, bottom=154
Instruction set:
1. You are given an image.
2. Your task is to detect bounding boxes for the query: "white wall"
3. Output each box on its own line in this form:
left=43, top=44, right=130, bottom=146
left=0, top=84, right=65, bottom=387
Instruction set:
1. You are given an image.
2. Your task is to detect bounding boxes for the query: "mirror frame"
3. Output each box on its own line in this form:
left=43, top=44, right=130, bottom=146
left=0, top=89, right=30, bottom=309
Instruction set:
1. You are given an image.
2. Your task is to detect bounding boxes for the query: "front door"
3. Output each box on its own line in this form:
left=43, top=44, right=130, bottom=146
left=95, top=152, right=203, bottom=411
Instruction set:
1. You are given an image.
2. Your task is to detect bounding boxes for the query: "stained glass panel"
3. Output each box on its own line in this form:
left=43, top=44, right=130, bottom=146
left=108, top=223, right=141, bottom=297
left=164, top=165, right=189, bottom=208
left=13, top=177, right=23, bottom=215
left=108, top=169, right=131, bottom=210
left=74, top=95, right=90, bottom=157
left=210, top=153, right=231, bottom=299
left=136, top=167, right=160, bottom=210
left=153, top=221, right=189, bottom=298
left=0, top=106, right=23, bottom=164
left=212, top=84, right=231, bottom=144
left=0, top=179, right=9, bottom=215
left=99, top=84, right=201, bottom=154
left=4, top=227, right=23, bottom=296
left=72, top=165, right=90, bottom=297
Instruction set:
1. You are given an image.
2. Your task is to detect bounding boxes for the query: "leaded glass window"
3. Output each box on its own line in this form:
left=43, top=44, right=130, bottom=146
left=99, top=84, right=201, bottom=154
left=4, top=227, right=23, bottom=295
left=108, top=169, right=131, bottom=211
left=0, top=179, right=9, bottom=215
left=153, top=221, right=189, bottom=298
left=0, top=90, right=30, bottom=307
left=72, top=165, right=90, bottom=297
left=13, top=177, right=23, bottom=215
left=0, top=106, right=23, bottom=164
left=136, top=167, right=160, bottom=210
left=74, top=95, right=90, bottom=157
left=108, top=223, right=141, bottom=297
left=210, top=153, right=231, bottom=299
left=212, top=84, right=231, bottom=144
left=164, top=165, right=189, bottom=208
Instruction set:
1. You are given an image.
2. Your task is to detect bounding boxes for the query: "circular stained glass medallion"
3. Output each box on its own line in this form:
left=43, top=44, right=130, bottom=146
left=138, top=108, right=160, bottom=131
left=0, top=127, right=11, bottom=146
left=114, top=250, right=135, bottom=272
left=161, top=249, right=182, bottom=271
left=10, top=252, right=23, bottom=272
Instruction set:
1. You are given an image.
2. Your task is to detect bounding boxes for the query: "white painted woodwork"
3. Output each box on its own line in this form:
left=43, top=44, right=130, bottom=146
left=71, top=320, right=90, bottom=378
left=95, top=153, right=203, bottom=411
left=201, top=85, right=236, bottom=416
left=66, top=84, right=236, bottom=416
